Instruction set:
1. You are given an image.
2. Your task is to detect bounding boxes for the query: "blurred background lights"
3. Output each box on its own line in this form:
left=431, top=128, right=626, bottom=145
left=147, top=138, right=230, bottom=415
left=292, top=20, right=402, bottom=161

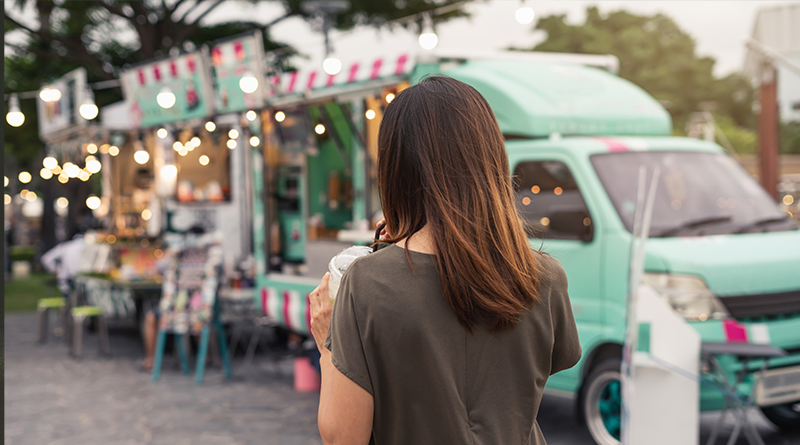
left=4, top=194, right=12, bottom=205
left=18, top=171, right=32, bottom=184
left=205, top=121, right=216, bottom=132
left=315, top=124, right=326, bottom=134
left=156, top=86, right=176, bottom=108
left=239, top=71, right=259, bottom=93
left=43, top=156, right=58, bottom=170
left=6, top=94, right=25, bottom=127
left=228, top=129, right=239, bottom=139
left=365, top=109, right=376, bottom=120
left=385, top=93, right=395, bottom=103
left=51, top=165, right=62, bottom=174
left=227, top=139, right=237, bottom=149
left=246, top=110, right=257, bottom=121
left=86, top=159, right=102, bottom=174
left=58, top=174, right=69, bottom=184
left=199, top=155, right=210, bottom=166
left=78, top=88, right=98, bottom=120
left=161, top=165, right=177, bottom=179
left=25, top=191, right=37, bottom=202
left=173, top=141, right=183, bottom=151
left=178, top=147, right=189, bottom=156
left=98, top=144, right=109, bottom=154
left=250, top=136, right=260, bottom=147
left=141, top=208, right=152, bottom=221
left=157, top=128, right=168, bottom=138
left=323, top=56, right=342, bottom=76
left=56, top=197, right=68, bottom=208
left=39, top=86, right=61, bottom=102
left=274, top=111, right=286, bottom=122
left=63, top=163, right=81, bottom=178
left=40, top=168, right=53, bottom=180
left=86, top=195, right=101, bottom=210
left=418, top=14, right=438, bottom=50
left=784, top=195, right=795, bottom=206
left=134, top=149, right=150, bottom=165
left=4, top=176, right=8, bottom=187
left=515, top=5, right=535, bottom=25
left=86, top=143, right=98, bottom=154
left=78, top=170, right=90, bottom=182
left=109, top=146, right=119, bottom=156
left=190, top=136, right=201, bottom=146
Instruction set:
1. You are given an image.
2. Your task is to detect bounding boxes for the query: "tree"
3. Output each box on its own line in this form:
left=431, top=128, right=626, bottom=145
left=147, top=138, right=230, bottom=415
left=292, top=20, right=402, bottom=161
left=517, top=7, right=756, bottom=133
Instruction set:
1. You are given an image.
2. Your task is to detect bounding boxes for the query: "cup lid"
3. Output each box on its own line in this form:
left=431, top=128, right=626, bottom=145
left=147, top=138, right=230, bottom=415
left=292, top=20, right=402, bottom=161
left=328, top=246, right=372, bottom=280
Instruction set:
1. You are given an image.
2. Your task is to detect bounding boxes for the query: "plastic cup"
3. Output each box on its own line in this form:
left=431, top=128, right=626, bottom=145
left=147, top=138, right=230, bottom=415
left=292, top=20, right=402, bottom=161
left=328, top=246, right=372, bottom=304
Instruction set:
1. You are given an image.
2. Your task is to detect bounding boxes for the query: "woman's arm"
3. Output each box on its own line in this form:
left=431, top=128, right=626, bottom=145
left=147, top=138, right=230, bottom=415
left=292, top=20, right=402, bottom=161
left=310, top=273, right=374, bottom=445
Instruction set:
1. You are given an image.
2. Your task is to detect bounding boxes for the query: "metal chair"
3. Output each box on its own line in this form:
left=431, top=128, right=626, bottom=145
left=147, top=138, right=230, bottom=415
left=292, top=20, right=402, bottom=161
left=70, top=306, right=111, bottom=358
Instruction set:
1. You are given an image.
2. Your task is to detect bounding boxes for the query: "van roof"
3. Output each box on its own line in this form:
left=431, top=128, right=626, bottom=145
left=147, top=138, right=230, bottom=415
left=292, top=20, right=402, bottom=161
left=505, top=136, right=726, bottom=157
left=441, top=59, right=673, bottom=138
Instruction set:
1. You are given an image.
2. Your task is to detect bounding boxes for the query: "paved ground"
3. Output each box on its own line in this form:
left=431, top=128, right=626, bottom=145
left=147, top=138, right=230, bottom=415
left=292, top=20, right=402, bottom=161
left=4, top=313, right=799, bottom=445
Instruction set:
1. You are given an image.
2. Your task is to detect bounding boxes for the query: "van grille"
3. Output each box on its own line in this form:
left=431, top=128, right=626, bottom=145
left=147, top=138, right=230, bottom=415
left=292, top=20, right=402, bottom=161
left=720, top=289, right=800, bottom=320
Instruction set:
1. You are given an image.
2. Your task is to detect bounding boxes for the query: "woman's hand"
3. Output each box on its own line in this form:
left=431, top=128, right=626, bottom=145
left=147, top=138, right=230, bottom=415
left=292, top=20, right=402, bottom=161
left=377, top=218, right=388, bottom=240
left=309, top=272, right=332, bottom=353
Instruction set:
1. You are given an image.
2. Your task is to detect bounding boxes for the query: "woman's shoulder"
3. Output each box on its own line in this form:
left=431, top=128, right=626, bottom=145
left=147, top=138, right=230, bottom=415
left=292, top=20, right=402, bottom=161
left=533, top=251, right=568, bottom=291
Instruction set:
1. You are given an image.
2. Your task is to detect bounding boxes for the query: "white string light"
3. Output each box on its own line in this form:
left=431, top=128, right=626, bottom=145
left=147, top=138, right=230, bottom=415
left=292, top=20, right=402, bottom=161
left=418, top=13, right=438, bottom=50
left=239, top=71, right=259, bottom=94
left=156, top=86, right=176, bottom=109
left=6, top=94, right=24, bottom=127
left=515, top=2, right=535, bottom=25
left=79, top=87, right=98, bottom=120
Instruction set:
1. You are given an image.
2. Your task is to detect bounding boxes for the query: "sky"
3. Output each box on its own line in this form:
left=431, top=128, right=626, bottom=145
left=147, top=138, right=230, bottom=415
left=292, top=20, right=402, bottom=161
left=4, top=0, right=798, bottom=78
left=202, top=0, right=800, bottom=78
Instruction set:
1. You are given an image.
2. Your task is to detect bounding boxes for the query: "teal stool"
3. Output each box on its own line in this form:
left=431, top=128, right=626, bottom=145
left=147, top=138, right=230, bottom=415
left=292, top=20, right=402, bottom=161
left=37, top=298, right=66, bottom=344
left=70, top=306, right=110, bottom=358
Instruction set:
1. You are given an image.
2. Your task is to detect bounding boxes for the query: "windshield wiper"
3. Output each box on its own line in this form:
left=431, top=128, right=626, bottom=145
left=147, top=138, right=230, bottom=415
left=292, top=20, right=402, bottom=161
left=735, top=215, right=792, bottom=234
left=657, top=216, right=733, bottom=237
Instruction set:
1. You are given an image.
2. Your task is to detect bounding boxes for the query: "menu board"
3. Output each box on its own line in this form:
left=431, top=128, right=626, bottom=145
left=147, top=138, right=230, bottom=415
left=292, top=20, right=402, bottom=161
left=120, top=51, right=215, bottom=128
left=159, top=237, right=223, bottom=334
left=210, top=30, right=267, bottom=114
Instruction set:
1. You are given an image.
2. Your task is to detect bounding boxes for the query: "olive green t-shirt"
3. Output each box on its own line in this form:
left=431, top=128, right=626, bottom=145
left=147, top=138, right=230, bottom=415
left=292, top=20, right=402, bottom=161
left=324, top=243, right=581, bottom=445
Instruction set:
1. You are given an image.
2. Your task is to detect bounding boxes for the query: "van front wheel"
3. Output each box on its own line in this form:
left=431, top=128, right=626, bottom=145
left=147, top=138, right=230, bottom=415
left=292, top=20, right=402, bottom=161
left=761, top=402, right=800, bottom=431
left=578, top=359, right=622, bottom=445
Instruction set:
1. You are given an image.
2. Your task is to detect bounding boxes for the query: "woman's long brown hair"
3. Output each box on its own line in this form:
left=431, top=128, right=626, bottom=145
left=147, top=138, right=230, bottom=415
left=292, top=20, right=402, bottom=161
left=377, top=76, right=541, bottom=332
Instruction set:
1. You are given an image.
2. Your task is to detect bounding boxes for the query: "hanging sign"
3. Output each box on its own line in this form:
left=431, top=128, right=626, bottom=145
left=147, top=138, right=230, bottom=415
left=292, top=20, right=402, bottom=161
left=36, top=67, right=90, bottom=141
left=120, top=51, right=215, bottom=128
left=209, top=30, right=267, bottom=114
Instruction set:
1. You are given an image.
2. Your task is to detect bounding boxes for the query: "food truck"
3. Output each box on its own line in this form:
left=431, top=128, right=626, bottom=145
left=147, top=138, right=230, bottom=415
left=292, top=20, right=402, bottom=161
left=253, top=51, right=800, bottom=444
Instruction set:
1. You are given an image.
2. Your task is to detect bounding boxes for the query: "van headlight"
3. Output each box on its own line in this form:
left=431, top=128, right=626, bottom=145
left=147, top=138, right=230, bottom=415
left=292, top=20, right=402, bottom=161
left=641, top=273, right=730, bottom=322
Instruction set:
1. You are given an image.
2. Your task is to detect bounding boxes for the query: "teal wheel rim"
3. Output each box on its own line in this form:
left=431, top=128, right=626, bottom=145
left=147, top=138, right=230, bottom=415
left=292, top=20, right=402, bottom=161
left=598, top=380, right=621, bottom=440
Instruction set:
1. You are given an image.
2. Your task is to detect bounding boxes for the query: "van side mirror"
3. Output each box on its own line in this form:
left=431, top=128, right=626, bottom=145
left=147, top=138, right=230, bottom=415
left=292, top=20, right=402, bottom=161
left=548, top=206, right=594, bottom=242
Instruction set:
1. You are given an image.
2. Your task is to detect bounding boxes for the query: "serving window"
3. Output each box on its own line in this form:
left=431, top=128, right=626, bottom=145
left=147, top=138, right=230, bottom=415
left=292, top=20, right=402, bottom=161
left=174, top=128, right=231, bottom=203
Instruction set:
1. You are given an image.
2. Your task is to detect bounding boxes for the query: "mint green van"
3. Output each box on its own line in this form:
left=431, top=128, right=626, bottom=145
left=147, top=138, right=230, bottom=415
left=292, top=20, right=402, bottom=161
left=254, top=55, right=800, bottom=445
left=442, top=59, right=800, bottom=444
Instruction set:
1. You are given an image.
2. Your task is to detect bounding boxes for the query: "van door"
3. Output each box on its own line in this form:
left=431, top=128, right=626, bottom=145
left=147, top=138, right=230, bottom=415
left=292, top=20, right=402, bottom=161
left=511, top=156, right=604, bottom=393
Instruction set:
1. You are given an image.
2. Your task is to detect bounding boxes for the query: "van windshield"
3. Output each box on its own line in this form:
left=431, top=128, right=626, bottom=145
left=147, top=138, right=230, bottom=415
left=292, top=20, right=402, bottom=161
left=590, top=151, right=797, bottom=237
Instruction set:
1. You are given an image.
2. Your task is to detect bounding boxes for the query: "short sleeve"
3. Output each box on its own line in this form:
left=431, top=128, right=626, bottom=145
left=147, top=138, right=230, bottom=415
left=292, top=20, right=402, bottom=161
left=324, top=270, right=374, bottom=395
left=547, top=259, right=582, bottom=375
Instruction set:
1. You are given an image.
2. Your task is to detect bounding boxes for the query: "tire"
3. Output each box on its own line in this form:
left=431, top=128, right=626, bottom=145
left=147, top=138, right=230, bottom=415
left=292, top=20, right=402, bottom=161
left=761, top=402, right=800, bottom=431
left=578, top=359, right=622, bottom=445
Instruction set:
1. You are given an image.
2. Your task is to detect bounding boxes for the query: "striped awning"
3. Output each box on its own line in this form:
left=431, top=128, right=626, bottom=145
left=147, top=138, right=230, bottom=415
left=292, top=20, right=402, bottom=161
left=266, top=53, right=411, bottom=102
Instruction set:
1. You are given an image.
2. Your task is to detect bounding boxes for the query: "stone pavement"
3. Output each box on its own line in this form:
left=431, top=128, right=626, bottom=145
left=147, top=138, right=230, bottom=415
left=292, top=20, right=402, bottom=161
left=5, top=313, right=799, bottom=445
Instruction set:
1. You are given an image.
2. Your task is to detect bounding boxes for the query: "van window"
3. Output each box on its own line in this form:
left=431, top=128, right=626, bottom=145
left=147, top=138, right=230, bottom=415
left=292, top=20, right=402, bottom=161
left=513, top=161, right=591, bottom=240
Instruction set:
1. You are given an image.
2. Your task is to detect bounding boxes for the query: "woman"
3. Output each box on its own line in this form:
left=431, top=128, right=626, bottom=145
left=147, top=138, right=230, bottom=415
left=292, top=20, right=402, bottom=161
left=309, top=76, right=581, bottom=445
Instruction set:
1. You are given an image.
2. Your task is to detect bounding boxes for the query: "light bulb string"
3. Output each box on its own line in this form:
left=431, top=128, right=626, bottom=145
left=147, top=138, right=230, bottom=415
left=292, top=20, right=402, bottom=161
left=4, top=78, right=121, bottom=101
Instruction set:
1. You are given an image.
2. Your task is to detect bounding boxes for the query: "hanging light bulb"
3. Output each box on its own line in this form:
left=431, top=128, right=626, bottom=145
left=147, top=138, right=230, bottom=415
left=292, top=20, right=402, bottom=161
left=109, top=146, right=119, bottom=156
left=365, top=109, right=376, bottom=120
left=156, top=86, right=176, bottom=109
left=199, top=155, right=210, bottom=166
left=419, top=13, right=438, bottom=50
left=6, top=94, right=25, bottom=127
left=515, top=3, right=535, bottom=25
left=39, top=85, right=62, bottom=103
left=18, top=171, right=32, bottom=184
left=274, top=111, right=286, bottom=122
left=133, top=141, right=149, bottom=164
left=86, top=159, right=102, bottom=174
left=250, top=136, right=260, bottom=147
left=86, top=143, right=98, bottom=154
left=315, top=124, right=326, bottom=135
left=205, top=121, right=216, bottom=132
left=157, top=128, right=168, bottom=138
left=239, top=71, right=259, bottom=94
left=79, top=87, right=98, bottom=120
left=227, top=139, right=237, bottom=149
left=228, top=129, right=239, bottom=139
left=40, top=168, right=53, bottom=180
left=190, top=136, right=200, bottom=146
left=246, top=110, right=257, bottom=121
left=63, top=163, right=81, bottom=178
left=323, top=53, right=342, bottom=76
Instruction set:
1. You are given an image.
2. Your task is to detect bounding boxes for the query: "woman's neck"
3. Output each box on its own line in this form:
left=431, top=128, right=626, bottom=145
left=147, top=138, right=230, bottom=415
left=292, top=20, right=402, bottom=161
left=395, top=225, right=436, bottom=255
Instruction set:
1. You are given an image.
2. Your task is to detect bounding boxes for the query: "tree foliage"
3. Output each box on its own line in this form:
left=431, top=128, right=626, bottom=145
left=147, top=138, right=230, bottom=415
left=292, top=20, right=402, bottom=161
left=521, top=7, right=756, bottom=133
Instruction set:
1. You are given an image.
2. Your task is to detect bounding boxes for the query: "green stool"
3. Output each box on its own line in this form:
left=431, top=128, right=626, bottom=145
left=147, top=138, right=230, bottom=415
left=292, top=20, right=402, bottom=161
left=70, top=306, right=110, bottom=358
left=37, top=298, right=66, bottom=344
